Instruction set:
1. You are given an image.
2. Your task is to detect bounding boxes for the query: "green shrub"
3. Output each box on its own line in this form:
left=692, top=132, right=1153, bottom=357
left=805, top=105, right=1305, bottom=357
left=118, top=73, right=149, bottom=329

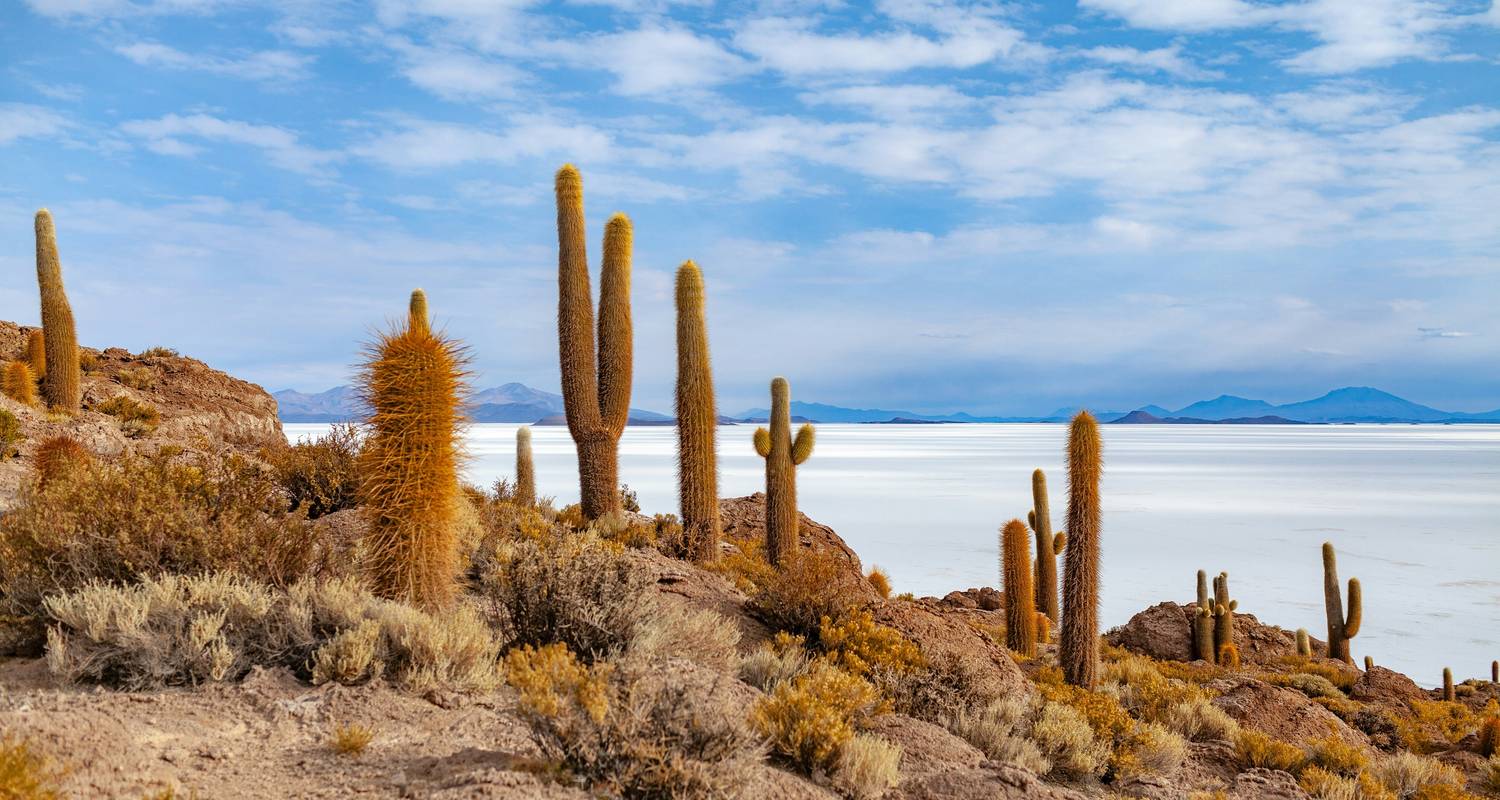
left=94, top=394, right=159, bottom=437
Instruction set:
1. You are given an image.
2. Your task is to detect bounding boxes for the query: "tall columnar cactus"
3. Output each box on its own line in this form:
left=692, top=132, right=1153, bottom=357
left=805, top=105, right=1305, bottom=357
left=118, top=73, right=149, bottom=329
left=1443, top=668, right=1455, bottom=702
left=358, top=290, right=469, bottom=611
left=1192, top=570, right=1216, bottom=662
left=26, top=330, right=45, bottom=380
left=1296, top=628, right=1312, bottom=657
left=2, top=362, right=37, bottom=406
left=1322, top=542, right=1362, bottom=664
left=1031, top=469, right=1066, bottom=625
left=409, top=288, right=430, bottom=335
left=1493, top=660, right=1498, bottom=684
left=1213, top=571, right=1238, bottom=663
left=1002, top=518, right=1036, bottom=657
left=674, top=260, right=720, bottom=563
left=754, top=377, right=814, bottom=566
left=1061, top=411, right=1101, bottom=689
left=515, top=426, right=536, bottom=508
left=34, top=210, right=80, bottom=413
left=555, top=164, right=633, bottom=520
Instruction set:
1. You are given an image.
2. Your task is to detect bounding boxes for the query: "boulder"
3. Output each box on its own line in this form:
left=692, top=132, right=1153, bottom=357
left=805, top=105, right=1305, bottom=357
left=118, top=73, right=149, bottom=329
left=1228, top=768, right=1310, bottom=799
left=1106, top=602, right=1308, bottom=665
left=1349, top=666, right=1427, bottom=710
left=874, top=598, right=1031, bottom=704
left=891, top=763, right=1089, bottom=800
left=865, top=714, right=984, bottom=778
left=1209, top=677, right=1368, bottom=749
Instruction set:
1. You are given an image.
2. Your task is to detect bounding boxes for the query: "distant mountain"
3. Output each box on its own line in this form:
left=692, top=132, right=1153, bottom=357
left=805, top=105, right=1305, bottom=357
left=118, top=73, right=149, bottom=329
left=274, top=383, right=671, bottom=424
left=272, top=386, right=367, bottom=422
left=1172, top=395, right=1277, bottom=421
left=1110, top=410, right=1303, bottom=425
left=1272, top=387, right=1450, bottom=423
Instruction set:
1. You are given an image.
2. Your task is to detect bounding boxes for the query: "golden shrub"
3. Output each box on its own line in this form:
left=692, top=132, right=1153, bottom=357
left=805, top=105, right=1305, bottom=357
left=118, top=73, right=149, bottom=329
left=818, top=610, right=924, bottom=677
left=1307, top=735, right=1368, bottom=777
left=1161, top=697, right=1240, bottom=742
left=1030, top=701, right=1109, bottom=779
left=739, top=635, right=811, bottom=692
left=330, top=723, right=375, bottom=756
left=749, top=548, right=865, bottom=639
left=752, top=661, right=884, bottom=773
left=0, top=735, right=62, bottom=800
left=505, top=643, right=611, bottom=723
left=1481, top=754, right=1500, bottom=794
left=94, top=394, right=159, bottom=437
left=115, top=365, right=157, bottom=390
left=833, top=733, right=902, bottom=800
left=866, top=567, right=892, bottom=599
left=948, top=696, right=1051, bottom=774
left=1234, top=729, right=1308, bottom=773
left=1116, top=722, right=1188, bottom=780
left=1372, top=752, right=1464, bottom=797
left=1035, top=665, right=1137, bottom=745
left=1399, top=700, right=1478, bottom=750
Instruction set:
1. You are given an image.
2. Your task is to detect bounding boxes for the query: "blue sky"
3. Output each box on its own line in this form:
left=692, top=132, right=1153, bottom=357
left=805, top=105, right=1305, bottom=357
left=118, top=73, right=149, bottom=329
left=1, top=0, right=1498, bottom=416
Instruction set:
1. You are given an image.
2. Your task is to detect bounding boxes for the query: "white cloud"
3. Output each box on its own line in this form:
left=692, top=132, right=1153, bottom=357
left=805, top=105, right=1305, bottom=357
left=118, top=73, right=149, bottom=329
left=352, top=117, right=611, bottom=170
left=1078, top=44, right=1222, bottom=79
left=115, top=41, right=314, bottom=81
left=1079, top=0, right=1266, bottom=31
left=383, top=40, right=523, bottom=100
left=734, top=13, right=1028, bottom=75
left=119, top=114, right=340, bottom=174
left=798, top=84, right=975, bottom=118
left=0, top=103, right=70, bottom=145
left=568, top=27, right=749, bottom=95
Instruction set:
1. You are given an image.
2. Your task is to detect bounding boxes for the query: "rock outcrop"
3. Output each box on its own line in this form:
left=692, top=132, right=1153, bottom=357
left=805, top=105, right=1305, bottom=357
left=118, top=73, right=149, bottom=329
left=1106, top=602, right=1311, bottom=665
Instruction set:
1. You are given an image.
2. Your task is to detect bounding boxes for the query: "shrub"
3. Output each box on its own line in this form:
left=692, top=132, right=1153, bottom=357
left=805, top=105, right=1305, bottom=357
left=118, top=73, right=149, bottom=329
left=269, top=424, right=362, bottom=519
left=1482, top=755, right=1500, bottom=794
left=0, top=408, right=22, bottom=457
left=1030, top=701, right=1109, bottom=779
left=703, top=533, right=776, bottom=594
left=42, top=573, right=501, bottom=693
left=505, top=644, right=763, bottom=799
left=817, top=610, right=924, bottom=677
left=115, top=365, right=157, bottom=390
left=873, top=650, right=995, bottom=724
left=1035, top=665, right=1136, bottom=746
left=1103, top=653, right=1214, bottom=726
left=1284, top=672, right=1346, bottom=700
left=1117, top=722, right=1188, bottom=779
left=1235, top=729, right=1308, bottom=773
left=1372, top=752, right=1463, bottom=798
left=752, top=660, right=885, bottom=774
left=867, top=568, right=891, bottom=599
left=749, top=548, right=865, bottom=640
left=0, top=735, right=62, bottom=800
left=31, top=436, right=91, bottom=486
left=1162, top=697, right=1240, bottom=742
left=739, top=633, right=811, bottom=692
left=832, top=733, right=902, bottom=800
left=330, top=723, right=375, bottom=756
left=94, top=395, right=159, bottom=437
left=138, top=347, right=179, bottom=359
left=620, top=484, right=640, bottom=513
left=1399, top=700, right=1478, bottom=750
left=1308, top=735, right=1368, bottom=777
left=77, top=351, right=97, bottom=372
left=948, top=696, right=1052, bottom=775
left=1476, top=715, right=1499, bottom=757
left=0, top=450, right=325, bottom=625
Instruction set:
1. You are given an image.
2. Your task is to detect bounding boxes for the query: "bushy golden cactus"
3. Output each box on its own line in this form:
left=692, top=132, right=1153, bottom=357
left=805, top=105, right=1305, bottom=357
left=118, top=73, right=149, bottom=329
left=1322, top=542, right=1361, bottom=664
left=25, top=329, right=45, bottom=379
left=1193, top=570, right=1215, bottom=662
left=1060, top=410, right=1101, bottom=689
left=2, top=361, right=37, bottom=406
left=357, top=290, right=470, bottom=610
left=674, top=260, right=719, bottom=562
left=554, top=165, right=633, bottom=520
left=1031, top=468, right=1065, bottom=625
left=408, top=288, right=429, bottom=336
left=515, top=426, right=536, bottom=508
left=1001, top=518, right=1036, bottom=657
left=33, top=435, right=91, bottom=486
left=1218, top=643, right=1240, bottom=669
left=34, top=209, right=80, bottom=413
left=754, top=377, right=814, bottom=566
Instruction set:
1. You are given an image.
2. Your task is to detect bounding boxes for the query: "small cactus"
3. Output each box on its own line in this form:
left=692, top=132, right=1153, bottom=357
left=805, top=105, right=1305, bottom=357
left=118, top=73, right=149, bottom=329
left=1192, top=570, right=1215, bottom=662
left=1060, top=411, right=1101, bottom=689
left=33, top=435, right=91, bottom=486
left=1296, top=628, right=1312, bottom=657
left=1001, top=518, right=1036, bottom=657
left=1365, top=655, right=1375, bottom=672
left=754, top=377, right=813, bottom=566
left=1030, top=468, right=1065, bottom=625
left=34, top=209, right=80, bottom=413
left=1442, top=668, right=1455, bottom=702
left=1218, top=642, right=1241, bottom=668
left=2, top=362, right=37, bottom=406
left=1213, top=571, right=1237, bottom=662
left=1035, top=612, right=1052, bottom=644
left=1322, top=542, right=1362, bottom=664
left=514, top=426, right=536, bottom=508
left=1493, top=660, right=1498, bottom=684
left=674, top=261, right=720, bottom=562
left=1479, top=716, right=1500, bottom=757
left=25, top=329, right=45, bottom=379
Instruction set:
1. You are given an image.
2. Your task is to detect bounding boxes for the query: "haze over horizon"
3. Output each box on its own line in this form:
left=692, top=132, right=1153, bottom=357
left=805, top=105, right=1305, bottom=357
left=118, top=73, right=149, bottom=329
left=3, top=0, right=1498, bottom=416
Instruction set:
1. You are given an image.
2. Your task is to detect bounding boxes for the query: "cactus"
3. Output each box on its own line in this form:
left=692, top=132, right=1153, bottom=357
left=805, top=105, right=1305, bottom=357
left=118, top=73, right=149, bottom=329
left=1218, top=643, right=1241, bottom=668
left=1442, top=668, right=1455, bottom=702
left=1060, top=411, right=1101, bottom=689
left=515, top=426, right=536, bottom=508
left=409, top=288, right=429, bottom=335
left=1322, top=542, right=1362, bottom=664
left=1192, top=570, right=1216, bottom=662
left=1031, top=468, right=1065, bottom=625
left=2, top=362, right=37, bottom=406
left=1365, top=655, right=1375, bottom=672
left=1493, top=660, right=1498, bottom=684
left=754, top=377, right=813, bottom=566
left=34, top=210, right=80, bottom=413
left=1002, top=518, right=1036, bottom=657
left=33, top=435, right=91, bottom=486
left=674, top=260, right=720, bottom=562
left=1480, top=716, right=1500, bottom=757
left=1296, top=628, right=1312, bottom=657
left=357, top=290, right=469, bottom=610
left=1213, top=571, right=1238, bottom=662
left=1036, top=612, right=1052, bottom=644
left=26, top=330, right=45, bottom=379
left=554, top=165, right=633, bottom=520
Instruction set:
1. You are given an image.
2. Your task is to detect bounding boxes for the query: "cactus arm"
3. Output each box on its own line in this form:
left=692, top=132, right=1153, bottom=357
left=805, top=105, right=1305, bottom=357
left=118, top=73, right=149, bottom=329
left=1053, top=531, right=1066, bottom=554
left=554, top=165, right=601, bottom=437
left=791, top=423, right=814, bottom=465
left=1343, top=578, right=1361, bottom=639
left=597, top=213, right=633, bottom=436
left=754, top=427, right=771, bottom=458
left=1028, top=510, right=1036, bottom=530
left=408, top=289, right=429, bottom=335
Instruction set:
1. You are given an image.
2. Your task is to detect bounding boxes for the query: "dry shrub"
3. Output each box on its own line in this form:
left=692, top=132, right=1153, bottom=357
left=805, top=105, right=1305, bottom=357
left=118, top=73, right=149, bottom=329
left=1034, top=665, right=1136, bottom=749
left=948, top=696, right=1052, bottom=775
left=874, top=649, right=995, bottom=724
left=138, top=347, right=178, bottom=359
left=752, top=660, right=885, bottom=774
left=1409, top=785, right=1482, bottom=800
left=505, top=644, right=763, bottom=799
left=1308, top=735, right=1368, bottom=777
left=832, top=733, right=902, bottom=799
left=1162, top=697, right=1240, bottom=742
left=817, top=610, right=923, bottom=677
left=1103, top=653, right=1214, bottom=726
left=1031, top=701, right=1109, bottom=779
left=330, top=723, right=375, bottom=756
left=704, top=534, right=776, bottom=594
left=1282, top=672, right=1347, bottom=700
left=1482, top=755, right=1500, bottom=794
left=31, top=436, right=91, bottom=486
left=1116, top=722, right=1188, bottom=780
left=95, top=395, right=159, bottom=437
left=0, top=409, right=21, bottom=457
left=739, top=632, right=811, bottom=692
left=1295, top=660, right=1360, bottom=691
left=42, top=573, right=501, bottom=693
left=0, top=450, right=327, bottom=629
left=0, top=735, right=62, bottom=800
left=749, top=548, right=865, bottom=640
left=115, top=366, right=157, bottom=390
left=269, top=423, right=361, bottom=519
left=1299, top=766, right=1396, bottom=800
left=1479, top=715, right=1500, bottom=757
left=1399, top=700, right=1478, bottom=751
left=866, top=568, right=891, bottom=599
left=1371, top=752, right=1463, bottom=798
left=1234, top=728, right=1309, bottom=773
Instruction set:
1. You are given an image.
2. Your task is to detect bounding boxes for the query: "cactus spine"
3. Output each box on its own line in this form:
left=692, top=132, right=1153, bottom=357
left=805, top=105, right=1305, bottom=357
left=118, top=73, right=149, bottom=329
left=1031, top=468, right=1065, bottom=625
left=555, top=165, right=633, bottom=520
left=26, top=330, right=45, bottom=379
left=674, top=261, right=720, bottom=562
left=2, top=362, right=37, bottom=406
left=754, top=377, right=813, bottom=566
left=1322, top=542, right=1362, bottom=664
left=1296, top=628, right=1312, bottom=657
left=1213, top=571, right=1238, bottom=662
left=409, top=288, right=430, bottom=335
left=1193, top=570, right=1216, bottom=662
left=1002, top=518, right=1036, bottom=657
left=515, top=426, right=536, bottom=508
left=34, top=210, right=80, bottom=413
left=1060, top=411, right=1101, bottom=689
left=1442, top=668, right=1455, bottom=702
left=358, top=290, right=469, bottom=610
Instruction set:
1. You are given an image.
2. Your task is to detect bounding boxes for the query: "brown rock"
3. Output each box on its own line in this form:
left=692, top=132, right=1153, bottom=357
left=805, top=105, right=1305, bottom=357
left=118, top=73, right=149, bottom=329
left=1349, top=666, right=1427, bottom=710
left=891, top=763, right=1089, bottom=800
left=942, top=591, right=978, bottom=609
left=1228, top=768, right=1310, bottom=799
left=1209, top=677, right=1368, bottom=749
left=1106, top=602, right=1310, bottom=665
left=721, top=493, right=864, bottom=575
left=874, top=598, right=1031, bottom=705
left=865, top=714, right=984, bottom=778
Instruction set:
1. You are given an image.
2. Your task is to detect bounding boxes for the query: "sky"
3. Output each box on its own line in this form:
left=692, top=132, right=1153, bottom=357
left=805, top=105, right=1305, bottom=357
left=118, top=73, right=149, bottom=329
left=1, top=0, right=1498, bottom=417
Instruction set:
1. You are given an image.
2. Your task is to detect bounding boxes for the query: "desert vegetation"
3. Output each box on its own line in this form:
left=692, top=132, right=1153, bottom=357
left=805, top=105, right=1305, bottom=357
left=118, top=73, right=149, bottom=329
left=1, top=178, right=1498, bottom=800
